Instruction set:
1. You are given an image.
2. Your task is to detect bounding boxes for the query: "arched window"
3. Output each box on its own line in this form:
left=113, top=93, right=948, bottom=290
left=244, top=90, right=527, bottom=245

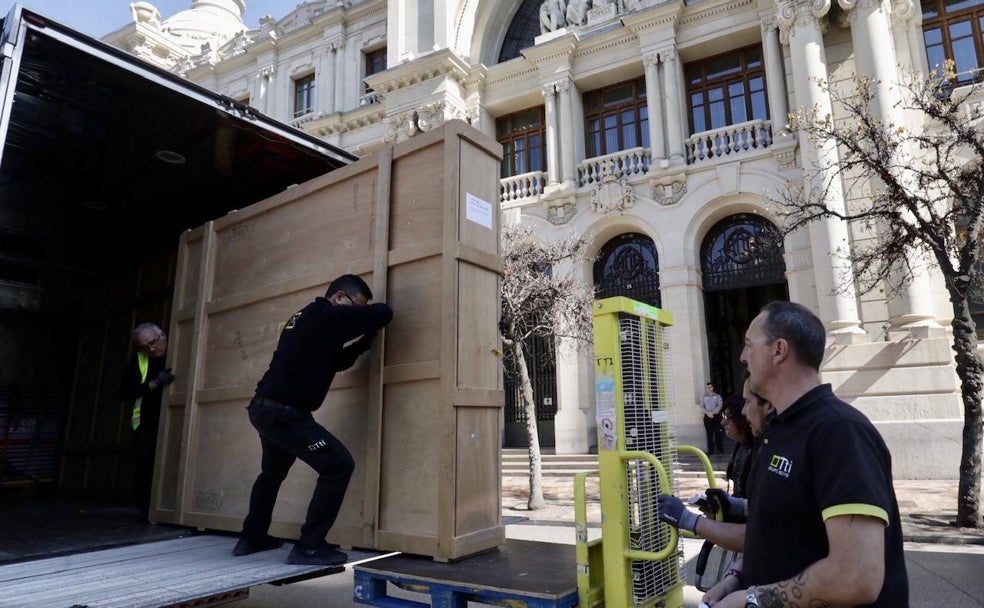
left=498, top=0, right=542, bottom=63
left=700, top=214, right=785, bottom=291
left=593, top=233, right=661, bottom=307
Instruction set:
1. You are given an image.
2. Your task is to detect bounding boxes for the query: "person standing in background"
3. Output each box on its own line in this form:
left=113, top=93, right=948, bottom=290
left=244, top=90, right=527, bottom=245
left=119, top=322, right=174, bottom=521
left=700, top=382, right=724, bottom=455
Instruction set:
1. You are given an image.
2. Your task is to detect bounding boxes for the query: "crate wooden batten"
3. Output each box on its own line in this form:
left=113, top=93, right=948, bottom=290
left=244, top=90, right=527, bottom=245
left=151, top=121, right=505, bottom=561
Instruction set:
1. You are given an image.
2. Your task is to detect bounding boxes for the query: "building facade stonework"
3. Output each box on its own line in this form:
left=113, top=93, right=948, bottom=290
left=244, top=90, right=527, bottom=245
left=106, top=0, right=974, bottom=478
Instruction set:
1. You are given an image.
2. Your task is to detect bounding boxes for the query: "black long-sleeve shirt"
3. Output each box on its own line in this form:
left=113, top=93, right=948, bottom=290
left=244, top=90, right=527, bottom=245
left=255, top=297, right=393, bottom=411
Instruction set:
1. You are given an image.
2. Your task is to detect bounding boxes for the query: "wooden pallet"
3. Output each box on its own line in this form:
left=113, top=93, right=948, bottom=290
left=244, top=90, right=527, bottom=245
left=352, top=539, right=579, bottom=607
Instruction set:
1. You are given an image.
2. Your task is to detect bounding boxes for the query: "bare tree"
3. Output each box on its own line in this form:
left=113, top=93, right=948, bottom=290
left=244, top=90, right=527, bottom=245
left=500, top=224, right=595, bottom=510
left=775, top=65, right=982, bottom=527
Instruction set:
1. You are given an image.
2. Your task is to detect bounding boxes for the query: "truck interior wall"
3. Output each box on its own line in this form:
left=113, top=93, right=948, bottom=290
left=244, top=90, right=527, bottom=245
left=0, top=233, right=177, bottom=501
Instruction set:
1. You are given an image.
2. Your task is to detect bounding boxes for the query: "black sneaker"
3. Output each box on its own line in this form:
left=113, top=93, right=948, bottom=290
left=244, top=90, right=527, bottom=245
left=287, top=543, right=348, bottom=566
left=232, top=535, right=284, bottom=556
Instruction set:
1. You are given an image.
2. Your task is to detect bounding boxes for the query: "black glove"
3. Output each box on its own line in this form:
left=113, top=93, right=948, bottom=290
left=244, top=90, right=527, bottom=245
left=706, top=488, right=746, bottom=521
left=657, top=493, right=701, bottom=533
left=155, top=369, right=175, bottom=386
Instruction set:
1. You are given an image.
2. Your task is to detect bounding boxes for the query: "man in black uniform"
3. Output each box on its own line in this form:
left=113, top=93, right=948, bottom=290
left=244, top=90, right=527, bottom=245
left=657, top=302, right=908, bottom=607
left=119, top=322, right=175, bottom=521
left=233, top=274, right=393, bottom=566
left=733, top=301, right=908, bottom=607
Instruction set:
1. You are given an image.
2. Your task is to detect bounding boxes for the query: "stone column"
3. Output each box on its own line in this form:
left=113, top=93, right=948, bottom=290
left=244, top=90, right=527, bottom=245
left=555, top=78, right=577, bottom=184
left=643, top=51, right=666, bottom=162
left=660, top=46, right=685, bottom=161
left=778, top=0, right=865, bottom=338
left=842, top=0, right=939, bottom=330
left=761, top=16, right=789, bottom=136
left=254, top=66, right=275, bottom=116
left=323, top=37, right=344, bottom=113
left=542, top=83, right=560, bottom=185
left=333, top=37, right=347, bottom=112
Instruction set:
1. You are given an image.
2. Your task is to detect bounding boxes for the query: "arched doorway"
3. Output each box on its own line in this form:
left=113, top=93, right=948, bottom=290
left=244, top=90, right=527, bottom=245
left=593, top=232, right=661, bottom=306
left=701, top=214, right=787, bottom=398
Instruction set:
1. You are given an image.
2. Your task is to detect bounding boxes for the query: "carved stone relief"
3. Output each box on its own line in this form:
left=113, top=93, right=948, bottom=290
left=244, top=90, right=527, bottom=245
left=591, top=163, right=636, bottom=215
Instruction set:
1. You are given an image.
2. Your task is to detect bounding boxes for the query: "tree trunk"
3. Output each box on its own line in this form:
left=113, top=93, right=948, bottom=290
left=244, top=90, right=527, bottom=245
left=949, top=295, right=984, bottom=527
left=513, top=339, right=545, bottom=510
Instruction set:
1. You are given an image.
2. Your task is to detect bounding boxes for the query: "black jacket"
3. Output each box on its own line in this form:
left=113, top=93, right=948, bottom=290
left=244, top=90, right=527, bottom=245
left=255, top=297, right=393, bottom=411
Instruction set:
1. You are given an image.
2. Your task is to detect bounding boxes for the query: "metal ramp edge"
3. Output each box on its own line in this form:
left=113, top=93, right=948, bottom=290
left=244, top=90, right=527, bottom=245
left=0, top=534, right=384, bottom=608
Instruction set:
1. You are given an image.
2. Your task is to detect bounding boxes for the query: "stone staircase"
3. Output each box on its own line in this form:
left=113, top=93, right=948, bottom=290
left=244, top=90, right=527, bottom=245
left=501, top=447, right=729, bottom=482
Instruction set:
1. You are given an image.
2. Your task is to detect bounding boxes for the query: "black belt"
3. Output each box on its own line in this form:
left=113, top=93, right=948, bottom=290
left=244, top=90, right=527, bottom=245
left=251, top=396, right=297, bottom=410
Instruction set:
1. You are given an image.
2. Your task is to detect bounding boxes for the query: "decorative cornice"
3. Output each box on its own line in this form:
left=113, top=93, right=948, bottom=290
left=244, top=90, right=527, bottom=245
left=570, top=33, right=637, bottom=63
left=520, top=34, right=577, bottom=66
left=364, top=48, right=471, bottom=95
left=678, top=0, right=756, bottom=28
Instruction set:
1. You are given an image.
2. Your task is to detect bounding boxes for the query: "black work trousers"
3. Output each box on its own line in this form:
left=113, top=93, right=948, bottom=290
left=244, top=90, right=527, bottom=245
left=241, top=401, right=354, bottom=549
left=703, top=414, right=724, bottom=454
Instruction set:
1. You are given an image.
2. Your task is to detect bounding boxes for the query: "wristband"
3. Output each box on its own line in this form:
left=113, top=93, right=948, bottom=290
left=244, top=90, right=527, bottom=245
left=725, top=567, right=743, bottom=585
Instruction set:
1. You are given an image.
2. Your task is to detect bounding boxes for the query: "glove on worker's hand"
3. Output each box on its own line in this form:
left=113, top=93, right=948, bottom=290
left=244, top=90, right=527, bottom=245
left=657, top=493, right=701, bottom=533
left=706, top=488, right=745, bottom=521
left=156, top=369, right=175, bottom=386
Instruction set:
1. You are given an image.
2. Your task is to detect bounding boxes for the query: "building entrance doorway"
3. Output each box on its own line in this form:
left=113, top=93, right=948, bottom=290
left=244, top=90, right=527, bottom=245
left=701, top=214, right=787, bottom=398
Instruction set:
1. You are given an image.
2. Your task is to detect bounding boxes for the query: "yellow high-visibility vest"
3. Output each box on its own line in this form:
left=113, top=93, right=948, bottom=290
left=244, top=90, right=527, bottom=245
left=132, top=351, right=149, bottom=430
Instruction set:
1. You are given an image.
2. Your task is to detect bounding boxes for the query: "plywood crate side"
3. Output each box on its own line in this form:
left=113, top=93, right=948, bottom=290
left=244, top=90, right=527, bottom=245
left=456, top=265, right=503, bottom=391
left=210, top=170, right=377, bottom=300
left=154, top=400, right=185, bottom=517
left=454, top=408, right=502, bottom=536
left=388, top=141, right=445, bottom=252
left=384, top=257, right=443, bottom=367
left=176, top=230, right=204, bottom=312
left=377, top=379, right=445, bottom=536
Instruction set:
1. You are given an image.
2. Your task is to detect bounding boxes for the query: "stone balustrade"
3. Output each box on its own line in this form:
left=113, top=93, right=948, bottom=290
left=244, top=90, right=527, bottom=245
left=686, top=118, right=773, bottom=163
left=500, top=170, right=547, bottom=203
left=577, top=147, right=650, bottom=186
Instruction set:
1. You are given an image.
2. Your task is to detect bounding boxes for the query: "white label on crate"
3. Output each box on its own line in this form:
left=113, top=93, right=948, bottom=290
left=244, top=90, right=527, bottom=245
left=465, top=193, right=493, bottom=229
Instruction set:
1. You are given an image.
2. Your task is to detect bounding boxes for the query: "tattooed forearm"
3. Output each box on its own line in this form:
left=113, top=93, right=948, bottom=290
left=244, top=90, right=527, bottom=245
left=756, top=580, right=832, bottom=608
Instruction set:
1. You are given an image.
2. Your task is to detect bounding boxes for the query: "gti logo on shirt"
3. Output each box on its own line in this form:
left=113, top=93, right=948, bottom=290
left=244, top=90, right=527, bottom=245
left=768, top=453, right=793, bottom=478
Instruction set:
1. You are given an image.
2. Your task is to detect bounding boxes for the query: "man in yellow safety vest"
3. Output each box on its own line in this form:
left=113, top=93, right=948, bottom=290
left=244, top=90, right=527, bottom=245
left=119, top=322, right=174, bottom=521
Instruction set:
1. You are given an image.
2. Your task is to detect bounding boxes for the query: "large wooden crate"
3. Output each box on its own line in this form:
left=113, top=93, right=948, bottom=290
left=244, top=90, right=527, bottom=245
left=152, top=121, right=505, bottom=561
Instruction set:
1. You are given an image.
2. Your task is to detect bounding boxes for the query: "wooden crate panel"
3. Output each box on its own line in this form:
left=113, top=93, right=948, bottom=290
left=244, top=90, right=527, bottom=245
left=169, top=318, right=195, bottom=395
left=457, top=265, right=502, bottom=390
left=389, top=141, right=445, bottom=251
left=155, top=402, right=184, bottom=515
left=384, top=256, right=443, bottom=367
left=378, top=379, right=443, bottom=536
left=177, top=231, right=203, bottom=311
left=454, top=407, right=501, bottom=537
left=200, top=290, right=319, bottom=392
left=210, top=173, right=376, bottom=301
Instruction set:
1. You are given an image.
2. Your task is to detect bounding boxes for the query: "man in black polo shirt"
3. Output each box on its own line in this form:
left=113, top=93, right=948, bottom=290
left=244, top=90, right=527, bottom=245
left=233, top=274, right=393, bottom=566
left=730, top=301, right=908, bottom=607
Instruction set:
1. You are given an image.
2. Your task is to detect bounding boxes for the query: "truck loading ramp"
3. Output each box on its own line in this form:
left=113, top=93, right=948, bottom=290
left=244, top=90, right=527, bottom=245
left=0, top=534, right=384, bottom=608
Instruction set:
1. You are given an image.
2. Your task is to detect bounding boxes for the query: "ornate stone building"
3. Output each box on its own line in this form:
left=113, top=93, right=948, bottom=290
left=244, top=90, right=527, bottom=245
left=106, top=0, right=975, bottom=477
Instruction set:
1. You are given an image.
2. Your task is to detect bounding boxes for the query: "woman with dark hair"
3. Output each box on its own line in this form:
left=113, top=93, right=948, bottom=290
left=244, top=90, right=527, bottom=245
left=722, top=393, right=755, bottom=500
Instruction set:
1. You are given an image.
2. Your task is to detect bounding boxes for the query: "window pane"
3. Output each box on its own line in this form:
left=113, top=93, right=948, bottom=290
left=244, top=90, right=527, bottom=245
left=953, top=42, right=980, bottom=77
left=751, top=90, right=768, bottom=120
left=604, top=114, right=619, bottom=153
left=640, top=106, right=650, bottom=148
left=622, top=109, right=638, bottom=149
left=710, top=99, right=726, bottom=129
left=946, top=0, right=980, bottom=13
left=602, top=84, right=633, bottom=106
left=530, top=135, right=543, bottom=171
left=922, top=0, right=939, bottom=17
